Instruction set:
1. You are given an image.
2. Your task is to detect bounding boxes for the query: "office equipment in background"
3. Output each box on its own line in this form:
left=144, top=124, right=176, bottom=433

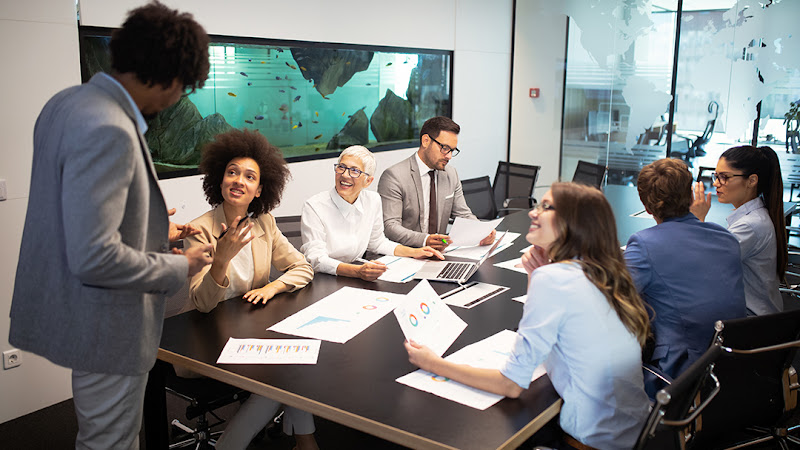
left=414, top=231, right=506, bottom=283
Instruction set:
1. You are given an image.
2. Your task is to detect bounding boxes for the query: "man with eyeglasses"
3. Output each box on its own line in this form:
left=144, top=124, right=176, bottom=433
left=378, top=116, right=495, bottom=251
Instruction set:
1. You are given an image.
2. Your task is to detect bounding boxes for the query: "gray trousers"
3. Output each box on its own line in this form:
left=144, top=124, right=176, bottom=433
left=72, top=370, right=148, bottom=450
left=216, top=394, right=315, bottom=450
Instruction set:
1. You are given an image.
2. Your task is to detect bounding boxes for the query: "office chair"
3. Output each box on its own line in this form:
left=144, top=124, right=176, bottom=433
left=159, top=360, right=250, bottom=449
left=571, top=160, right=606, bottom=188
left=492, top=162, right=540, bottom=211
left=670, top=101, right=719, bottom=163
left=634, top=344, right=725, bottom=450
left=275, top=215, right=303, bottom=250
left=461, top=176, right=498, bottom=220
left=690, top=309, right=800, bottom=449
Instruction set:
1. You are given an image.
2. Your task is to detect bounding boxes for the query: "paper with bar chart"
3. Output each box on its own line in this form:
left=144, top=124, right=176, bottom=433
left=268, top=286, right=405, bottom=343
left=397, top=329, right=546, bottom=410
left=393, top=279, right=467, bottom=356
left=216, top=338, right=321, bottom=365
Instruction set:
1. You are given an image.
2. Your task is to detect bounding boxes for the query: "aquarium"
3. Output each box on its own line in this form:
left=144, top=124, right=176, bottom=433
left=79, top=27, right=453, bottom=178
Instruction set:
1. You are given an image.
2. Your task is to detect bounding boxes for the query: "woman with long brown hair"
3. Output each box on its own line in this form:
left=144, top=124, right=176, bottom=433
left=405, top=182, right=650, bottom=449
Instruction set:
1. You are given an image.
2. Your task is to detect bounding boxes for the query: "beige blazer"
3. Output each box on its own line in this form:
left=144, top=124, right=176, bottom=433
left=186, top=206, right=314, bottom=312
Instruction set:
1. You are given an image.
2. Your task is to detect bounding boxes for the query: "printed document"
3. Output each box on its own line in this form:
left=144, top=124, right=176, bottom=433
left=269, top=287, right=404, bottom=343
left=375, top=256, right=426, bottom=283
left=445, top=231, right=520, bottom=260
left=217, top=338, right=320, bottom=365
left=394, top=280, right=467, bottom=356
left=447, top=217, right=504, bottom=246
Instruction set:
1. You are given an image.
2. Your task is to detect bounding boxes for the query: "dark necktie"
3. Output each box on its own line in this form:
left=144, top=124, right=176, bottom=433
left=428, top=170, right=437, bottom=234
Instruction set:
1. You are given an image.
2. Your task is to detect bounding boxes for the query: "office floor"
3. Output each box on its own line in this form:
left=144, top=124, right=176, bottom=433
left=1, top=297, right=799, bottom=450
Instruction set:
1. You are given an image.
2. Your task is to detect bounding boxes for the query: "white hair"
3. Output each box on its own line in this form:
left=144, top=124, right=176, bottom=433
left=338, top=145, right=376, bottom=177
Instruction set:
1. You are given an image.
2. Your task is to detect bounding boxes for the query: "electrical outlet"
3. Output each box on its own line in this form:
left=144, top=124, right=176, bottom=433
left=3, top=349, right=21, bottom=369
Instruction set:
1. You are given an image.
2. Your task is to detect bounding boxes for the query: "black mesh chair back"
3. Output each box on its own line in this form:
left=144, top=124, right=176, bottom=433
left=275, top=215, right=303, bottom=250
left=492, top=162, right=540, bottom=210
left=635, top=344, right=724, bottom=450
left=693, top=308, right=800, bottom=445
left=572, top=160, right=606, bottom=188
left=461, top=176, right=497, bottom=220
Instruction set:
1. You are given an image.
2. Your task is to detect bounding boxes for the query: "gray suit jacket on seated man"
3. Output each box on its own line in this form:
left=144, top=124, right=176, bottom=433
left=378, top=116, right=491, bottom=250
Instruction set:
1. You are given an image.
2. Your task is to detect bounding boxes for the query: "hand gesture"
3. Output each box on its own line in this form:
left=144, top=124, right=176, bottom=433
left=404, top=339, right=440, bottom=373
left=167, top=208, right=201, bottom=241
left=410, top=246, right=445, bottom=260
left=184, top=244, right=213, bottom=277
left=357, top=261, right=388, bottom=281
left=690, top=181, right=711, bottom=222
left=215, top=216, right=254, bottom=264
left=426, top=234, right=451, bottom=251
left=520, top=245, right=550, bottom=275
left=479, top=229, right=497, bottom=246
left=243, top=284, right=280, bottom=305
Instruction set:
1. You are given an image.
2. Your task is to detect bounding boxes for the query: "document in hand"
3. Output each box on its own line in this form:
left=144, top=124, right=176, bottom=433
left=447, top=217, right=504, bottom=246
left=393, top=280, right=467, bottom=356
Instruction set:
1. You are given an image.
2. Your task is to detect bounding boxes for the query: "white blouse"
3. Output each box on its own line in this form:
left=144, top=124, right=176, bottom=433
left=300, top=189, right=400, bottom=275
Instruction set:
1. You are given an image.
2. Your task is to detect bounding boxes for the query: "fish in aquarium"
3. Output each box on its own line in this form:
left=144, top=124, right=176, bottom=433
left=279, top=104, right=288, bottom=112
left=275, top=76, right=281, bottom=80
left=276, top=47, right=283, bottom=53
left=228, top=92, right=237, bottom=97
left=255, top=115, right=265, bottom=120
left=247, top=82, right=252, bottom=86
left=300, top=66, right=307, bottom=71
left=279, top=89, right=285, bottom=93
left=294, top=96, right=301, bottom=102
left=290, top=86, right=297, bottom=90
left=315, top=111, right=319, bottom=117
left=292, top=122, right=303, bottom=129
left=240, top=72, right=248, bottom=77
left=314, top=134, right=323, bottom=140
left=386, top=62, right=392, bottom=66
left=286, top=62, right=296, bottom=70
left=244, top=120, right=254, bottom=124
left=312, top=120, right=319, bottom=124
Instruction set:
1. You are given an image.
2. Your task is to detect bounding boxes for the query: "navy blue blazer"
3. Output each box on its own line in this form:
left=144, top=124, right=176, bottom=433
left=624, top=214, right=746, bottom=392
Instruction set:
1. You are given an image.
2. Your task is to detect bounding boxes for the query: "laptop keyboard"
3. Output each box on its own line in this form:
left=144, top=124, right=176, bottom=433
left=438, top=262, right=472, bottom=280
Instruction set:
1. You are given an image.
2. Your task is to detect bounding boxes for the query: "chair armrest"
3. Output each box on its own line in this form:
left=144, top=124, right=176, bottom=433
left=643, top=364, right=673, bottom=386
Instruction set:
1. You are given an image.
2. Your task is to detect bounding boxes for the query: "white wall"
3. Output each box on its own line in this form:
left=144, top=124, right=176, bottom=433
left=509, top=1, right=568, bottom=198
left=0, top=0, right=513, bottom=423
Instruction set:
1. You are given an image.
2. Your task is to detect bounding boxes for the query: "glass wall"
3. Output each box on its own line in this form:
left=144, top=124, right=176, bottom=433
left=557, top=0, right=800, bottom=189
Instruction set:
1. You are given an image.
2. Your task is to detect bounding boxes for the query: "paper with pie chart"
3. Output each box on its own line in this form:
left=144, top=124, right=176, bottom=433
left=393, top=279, right=467, bottom=357
left=396, top=329, right=546, bottom=410
left=268, top=286, right=404, bottom=343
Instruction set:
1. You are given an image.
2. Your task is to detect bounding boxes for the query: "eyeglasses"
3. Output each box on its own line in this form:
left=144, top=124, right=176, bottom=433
left=711, top=172, right=747, bottom=184
left=428, top=135, right=460, bottom=157
left=532, top=202, right=556, bottom=214
left=334, top=163, right=369, bottom=178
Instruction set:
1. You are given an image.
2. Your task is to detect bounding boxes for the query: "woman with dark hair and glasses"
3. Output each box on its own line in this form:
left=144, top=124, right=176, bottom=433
left=301, top=145, right=443, bottom=281
left=692, top=145, right=787, bottom=315
left=185, top=129, right=318, bottom=450
left=406, top=183, right=651, bottom=450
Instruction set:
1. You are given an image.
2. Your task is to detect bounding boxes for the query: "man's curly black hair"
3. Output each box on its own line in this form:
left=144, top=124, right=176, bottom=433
left=110, top=1, right=210, bottom=92
left=199, top=129, right=290, bottom=217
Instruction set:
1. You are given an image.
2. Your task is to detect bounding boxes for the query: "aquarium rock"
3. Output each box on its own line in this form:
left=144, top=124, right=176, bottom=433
left=326, top=108, right=369, bottom=150
left=291, top=48, right=373, bottom=97
left=370, top=89, right=413, bottom=142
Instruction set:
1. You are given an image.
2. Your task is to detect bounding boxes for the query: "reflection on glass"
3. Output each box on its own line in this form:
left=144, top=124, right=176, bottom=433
left=80, top=31, right=452, bottom=176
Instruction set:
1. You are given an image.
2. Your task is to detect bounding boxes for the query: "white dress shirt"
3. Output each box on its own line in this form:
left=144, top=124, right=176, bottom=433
left=301, top=188, right=401, bottom=275
left=500, top=261, right=649, bottom=450
left=727, top=197, right=782, bottom=315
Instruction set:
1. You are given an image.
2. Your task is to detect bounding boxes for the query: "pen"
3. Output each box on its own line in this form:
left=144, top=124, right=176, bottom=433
left=441, top=238, right=448, bottom=244
left=355, top=258, right=370, bottom=264
left=218, top=212, right=253, bottom=239
left=440, top=281, right=479, bottom=299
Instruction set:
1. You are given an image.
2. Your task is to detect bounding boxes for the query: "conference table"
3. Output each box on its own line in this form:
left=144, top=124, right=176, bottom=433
left=144, top=210, right=561, bottom=450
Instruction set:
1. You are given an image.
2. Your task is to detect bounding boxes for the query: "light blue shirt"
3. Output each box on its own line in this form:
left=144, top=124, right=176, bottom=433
left=97, top=72, right=148, bottom=134
left=500, top=262, right=649, bottom=450
left=727, top=197, right=782, bottom=315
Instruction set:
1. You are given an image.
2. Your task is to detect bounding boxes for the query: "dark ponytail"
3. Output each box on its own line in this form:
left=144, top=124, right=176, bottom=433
left=720, top=145, right=787, bottom=282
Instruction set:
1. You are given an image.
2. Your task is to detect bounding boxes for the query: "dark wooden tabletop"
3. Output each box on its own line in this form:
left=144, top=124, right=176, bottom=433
left=152, top=210, right=561, bottom=450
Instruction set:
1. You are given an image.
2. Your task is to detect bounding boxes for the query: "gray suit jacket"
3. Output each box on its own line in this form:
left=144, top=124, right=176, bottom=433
left=378, top=153, right=476, bottom=247
left=9, top=73, right=188, bottom=375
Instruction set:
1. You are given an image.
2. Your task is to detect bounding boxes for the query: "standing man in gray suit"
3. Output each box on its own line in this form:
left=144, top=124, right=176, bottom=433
left=9, top=2, right=212, bottom=448
left=378, top=116, right=495, bottom=251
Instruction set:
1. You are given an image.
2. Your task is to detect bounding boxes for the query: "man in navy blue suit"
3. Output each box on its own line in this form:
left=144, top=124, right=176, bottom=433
left=624, top=158, right=746, bottom=398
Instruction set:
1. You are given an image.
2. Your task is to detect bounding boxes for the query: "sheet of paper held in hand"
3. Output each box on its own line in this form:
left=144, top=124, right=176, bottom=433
left=393, top=280, right=467, bottom=356
left=447, top=217, right=504, bottom=247
left=268, top=287, right=405, bottom=343
left=216, top=338, right=321, bottom=365
left=375, top=256, right=426, bottom=283
left=396, top=329, right=547, bottom=410
left=439, top=282, right=510, bottom=309
left=444, top=231, right=521, bottom=260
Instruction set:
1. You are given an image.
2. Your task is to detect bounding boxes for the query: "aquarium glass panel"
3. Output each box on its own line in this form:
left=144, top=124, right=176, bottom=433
left=79, top=28, right=452, bottom=178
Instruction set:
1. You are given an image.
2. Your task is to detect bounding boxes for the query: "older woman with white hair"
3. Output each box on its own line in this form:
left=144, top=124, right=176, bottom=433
left=301, top=146, right=443, bottom=280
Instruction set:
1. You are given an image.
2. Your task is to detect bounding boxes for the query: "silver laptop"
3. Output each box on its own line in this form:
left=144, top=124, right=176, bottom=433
left=413, top=231, right=507, bottom=283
